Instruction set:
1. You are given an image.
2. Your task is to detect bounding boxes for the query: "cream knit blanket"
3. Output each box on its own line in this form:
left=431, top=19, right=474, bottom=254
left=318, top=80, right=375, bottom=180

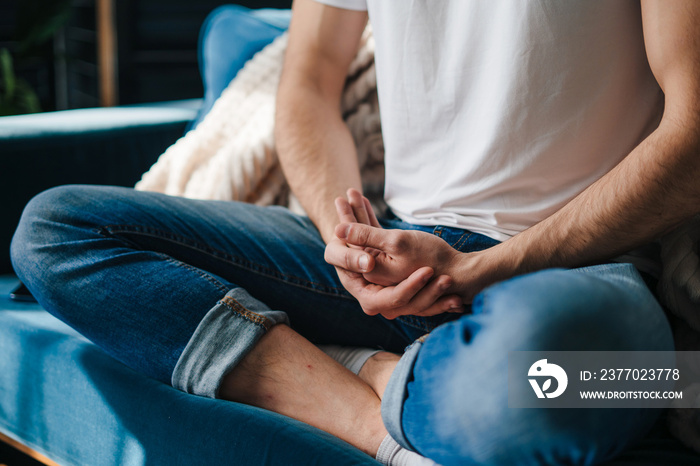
left=135, top=27, right=385, bottom=214
left=135, top=24, right=700, bottom=452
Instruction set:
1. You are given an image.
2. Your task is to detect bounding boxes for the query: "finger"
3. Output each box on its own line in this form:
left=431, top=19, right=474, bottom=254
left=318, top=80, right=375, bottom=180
left=335, top=197, right=358, bottom=224
left=334, top=266, right=378, bottom=299
left=335, top=223, right=398, bottom=251
left=410, top=275, right=462, bottom=312
left=325, top=239, right=376, bottom=273
left=363, top=196, right=382, bottom=228
left=384, top=275, right=463, bottom=319
left=347, top=188, right=371, bottom=225
left=364, top=267, right=434, bottom=318
left=338, top=270, right=398, bottom=316
left=397, top=295, right=464, bottom=318
left=334, top=265, right=365, bottom=285
left=416, top=294, right=465, bottom=316
left=334, top=198, right=368, bottom=251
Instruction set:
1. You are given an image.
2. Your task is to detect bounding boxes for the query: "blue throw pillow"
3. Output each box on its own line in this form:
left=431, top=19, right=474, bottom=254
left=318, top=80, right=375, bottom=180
left=191, top=5, right=291, bottom=130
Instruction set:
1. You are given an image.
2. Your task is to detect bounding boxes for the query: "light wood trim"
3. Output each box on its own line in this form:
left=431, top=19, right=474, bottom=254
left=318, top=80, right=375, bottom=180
left=97, top=0, right=118, bottom=107
left=0, top=431, right=61, bottom=466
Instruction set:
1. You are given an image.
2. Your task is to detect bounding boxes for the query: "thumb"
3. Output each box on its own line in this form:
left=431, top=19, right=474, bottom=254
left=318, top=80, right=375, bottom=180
left=335, top=223, right=390, bottom=250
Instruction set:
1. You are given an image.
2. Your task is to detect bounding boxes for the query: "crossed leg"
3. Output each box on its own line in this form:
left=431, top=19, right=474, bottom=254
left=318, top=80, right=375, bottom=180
left=11, top=185, right=674, bottom=464
left=380, top=265, right=674, bottom=465
left=10, top=185, right=409, bottom=457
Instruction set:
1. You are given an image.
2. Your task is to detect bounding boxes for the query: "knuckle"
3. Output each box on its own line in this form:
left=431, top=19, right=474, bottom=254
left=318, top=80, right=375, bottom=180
left=431, top=284, right=446, bottom=299
left=344, top=253, right=354, bottom=270
left=359, top=227, right=372, bottom=244
left=389, top=296, right=408, bottom=308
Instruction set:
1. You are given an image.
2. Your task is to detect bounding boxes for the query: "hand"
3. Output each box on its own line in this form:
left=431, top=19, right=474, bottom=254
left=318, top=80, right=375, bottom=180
left=334, top=222, right=463, bottom=288
left=329, top=260, right=463, bottom=319
left=325, top=190, right=465, bottom=319
left=336, top=222, right=511, bottom=304
left=330, top=189, right=383, bottom=276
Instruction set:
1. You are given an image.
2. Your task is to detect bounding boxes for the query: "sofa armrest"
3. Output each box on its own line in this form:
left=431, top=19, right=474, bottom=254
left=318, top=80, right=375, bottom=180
left=0, top=99, right=200, bottom=274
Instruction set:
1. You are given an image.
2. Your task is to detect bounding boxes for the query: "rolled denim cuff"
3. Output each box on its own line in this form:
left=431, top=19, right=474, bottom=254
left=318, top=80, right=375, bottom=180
left=381, top=335, right=427, bottom=451
left=172, top=287, right=289, bottom=398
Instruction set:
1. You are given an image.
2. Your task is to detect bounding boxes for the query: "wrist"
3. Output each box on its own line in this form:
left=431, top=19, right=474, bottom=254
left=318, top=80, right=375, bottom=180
left=320, top=225, right=337, bottom=245
left=449, top=245, right=521, bottom=302
left=315, top=214, right=342, bottom=245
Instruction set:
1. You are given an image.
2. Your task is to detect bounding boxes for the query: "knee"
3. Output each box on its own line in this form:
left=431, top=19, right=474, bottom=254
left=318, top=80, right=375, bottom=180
left=473, top=266, right=673, bottom=352
left=13, top=184, right=94, bottom=237
left=402, top=267, right=672, bottom=464
left=408, top=322, right=663, bottom=465
left=11, top=185, right=97, bottom=279
left=421, top=377, right=653, bottom=465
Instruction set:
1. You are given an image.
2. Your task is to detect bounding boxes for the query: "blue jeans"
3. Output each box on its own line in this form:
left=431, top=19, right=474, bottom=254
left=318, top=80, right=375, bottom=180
left=11, top=185, right=673, bottom=465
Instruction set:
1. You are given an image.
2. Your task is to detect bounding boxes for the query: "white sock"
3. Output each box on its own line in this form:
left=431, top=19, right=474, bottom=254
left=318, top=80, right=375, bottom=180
left=376, top=434, right=438, bottom=466
left=318, top=346, right=438, bottom=465
left=318, top=345, right=381, bottom=375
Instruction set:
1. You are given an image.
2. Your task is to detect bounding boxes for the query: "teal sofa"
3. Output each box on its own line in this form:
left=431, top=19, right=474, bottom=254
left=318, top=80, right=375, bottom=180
left=1, top=5, right=699, bottom=466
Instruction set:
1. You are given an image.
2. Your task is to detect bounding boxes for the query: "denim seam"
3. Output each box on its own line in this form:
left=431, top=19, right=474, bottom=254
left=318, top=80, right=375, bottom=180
left=162, top=256, right=230, bottom=295
left=396, top=315, right=433, bottom=332
left=453, top=232, right=473, bottom=250
left=100, top=224, right=354, bottom=300
left=220, top=295, right=272, bottom=330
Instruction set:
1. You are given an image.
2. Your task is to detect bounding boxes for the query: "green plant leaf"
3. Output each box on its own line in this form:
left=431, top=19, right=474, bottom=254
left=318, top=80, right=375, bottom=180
left=0, top=48, right=41, bottom=116
left=16, top=80, right=41, bottom=114
left=0, top=48, right=16, bottom=99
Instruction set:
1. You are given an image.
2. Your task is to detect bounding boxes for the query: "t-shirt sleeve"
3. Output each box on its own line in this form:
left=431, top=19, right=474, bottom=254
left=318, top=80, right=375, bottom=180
left=312, top=0, right=367, bottom=11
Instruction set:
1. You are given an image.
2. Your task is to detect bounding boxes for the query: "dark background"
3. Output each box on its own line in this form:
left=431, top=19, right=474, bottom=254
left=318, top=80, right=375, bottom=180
left=0, top=0, right=291, bottom=112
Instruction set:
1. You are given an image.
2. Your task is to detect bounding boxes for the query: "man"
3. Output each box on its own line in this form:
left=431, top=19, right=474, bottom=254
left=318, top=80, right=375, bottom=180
left=10, top=0, right=700, bottom=465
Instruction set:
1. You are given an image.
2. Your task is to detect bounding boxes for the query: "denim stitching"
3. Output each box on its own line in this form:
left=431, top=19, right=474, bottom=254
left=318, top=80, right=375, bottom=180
left=397, top=315, right=433, bottom=332
left=453, top=232, right=473, bottom=251
left=162, top=256, right=230, bottom=295
left=221, top=296, right=272, bottom=330
left=101, top=224, right=354, bottom=300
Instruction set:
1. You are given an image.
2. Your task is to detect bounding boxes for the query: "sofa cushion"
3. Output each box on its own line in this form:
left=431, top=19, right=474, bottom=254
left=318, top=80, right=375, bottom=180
left=0, top=275, right=378, bottom=465
left=2, top=272, right=700, bottom=465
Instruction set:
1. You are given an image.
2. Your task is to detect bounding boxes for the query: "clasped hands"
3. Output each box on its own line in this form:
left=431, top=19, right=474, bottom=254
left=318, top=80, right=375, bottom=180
left=324, top=189, right=473, bottom=320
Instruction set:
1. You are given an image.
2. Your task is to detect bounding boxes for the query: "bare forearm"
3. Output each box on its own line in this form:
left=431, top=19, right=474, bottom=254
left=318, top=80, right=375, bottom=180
left=274, top=0, right=367, bottom=243
left=457, top=116, right=700, bottom=296
left=511, top=118, right=699, bottom=266
left=276, top=83, right=362, bottom=243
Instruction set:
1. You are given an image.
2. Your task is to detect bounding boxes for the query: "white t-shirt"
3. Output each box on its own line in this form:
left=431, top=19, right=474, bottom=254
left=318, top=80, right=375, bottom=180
left=315, top=0, right=663, bottom=242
